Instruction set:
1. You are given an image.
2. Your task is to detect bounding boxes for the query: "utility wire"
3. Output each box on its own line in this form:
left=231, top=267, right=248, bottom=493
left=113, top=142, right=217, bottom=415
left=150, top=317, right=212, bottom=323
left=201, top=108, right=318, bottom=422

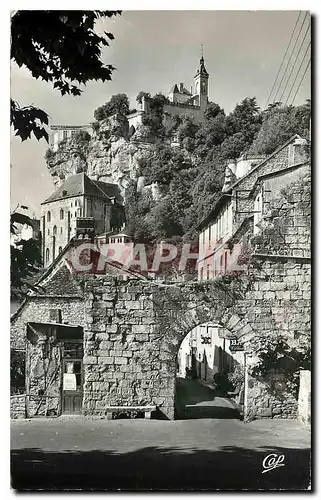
left=290, top=58, right=311, bottom=105
left=272, top=11, right=308, bottom=103
left=265, top=11, right=301, bottom=108
left=279, top=21, right=311, bottom=103
left=285, top=41, right=311, bottom=105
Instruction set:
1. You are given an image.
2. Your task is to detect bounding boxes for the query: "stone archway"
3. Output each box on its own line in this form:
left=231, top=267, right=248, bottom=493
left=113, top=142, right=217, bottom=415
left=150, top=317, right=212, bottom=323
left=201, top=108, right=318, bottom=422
left=156, top=306, right=254, bottom=420
left=82, top=276, right=256, bottom=420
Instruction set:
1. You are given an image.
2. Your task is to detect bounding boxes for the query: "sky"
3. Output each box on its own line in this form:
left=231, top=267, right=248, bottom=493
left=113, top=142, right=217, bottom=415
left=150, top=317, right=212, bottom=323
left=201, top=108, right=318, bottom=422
left=10, top=10, right=311, bottom=217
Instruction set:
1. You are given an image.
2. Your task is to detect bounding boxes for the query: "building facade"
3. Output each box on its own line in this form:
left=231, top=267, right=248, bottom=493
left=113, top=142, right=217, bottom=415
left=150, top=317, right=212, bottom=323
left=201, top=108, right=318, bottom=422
left=50, top=54, right=210, bottom=149
left=177, top=134, right=310, bottom=393
left=41, top=172, right=125, bottom=267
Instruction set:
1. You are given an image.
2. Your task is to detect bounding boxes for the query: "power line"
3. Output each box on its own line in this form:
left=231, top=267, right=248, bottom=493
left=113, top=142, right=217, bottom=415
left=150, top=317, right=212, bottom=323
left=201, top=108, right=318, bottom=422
left=290, top=58, right=311, bottom=106
left=279, top=20, right=311, bottom=103
left=285, top=41, right=311, bottom=105
left=265, top=11, right=301, bottom=108
left=272, top=11, right=308, bottom=103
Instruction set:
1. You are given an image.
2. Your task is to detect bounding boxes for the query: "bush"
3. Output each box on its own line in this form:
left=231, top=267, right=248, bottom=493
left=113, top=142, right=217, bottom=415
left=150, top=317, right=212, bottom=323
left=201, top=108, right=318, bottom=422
left=11, top=350, right=25, bottom=395
left=227, top=364, right=244, bottom=392
left=74, top=130, right=91, bottom=142
left=44, top=148, right=54, bottom=161
left=213, top=373, right=233, bottom=393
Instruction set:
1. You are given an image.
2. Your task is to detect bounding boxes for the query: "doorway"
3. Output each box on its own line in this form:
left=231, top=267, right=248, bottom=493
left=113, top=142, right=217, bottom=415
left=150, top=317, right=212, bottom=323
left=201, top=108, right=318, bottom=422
left=62, top=341, right=83, bottom=414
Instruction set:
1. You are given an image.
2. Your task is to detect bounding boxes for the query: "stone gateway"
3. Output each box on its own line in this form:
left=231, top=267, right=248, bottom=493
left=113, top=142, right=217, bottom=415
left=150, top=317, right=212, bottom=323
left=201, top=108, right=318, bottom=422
left=11, top=252, right=310, bottom=421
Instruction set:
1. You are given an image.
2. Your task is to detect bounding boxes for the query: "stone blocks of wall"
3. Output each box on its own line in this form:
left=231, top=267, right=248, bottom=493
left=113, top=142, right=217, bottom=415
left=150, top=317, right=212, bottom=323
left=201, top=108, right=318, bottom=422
left=11, top=297, right=84, bottom=350
left=11, top=395, right=26, bottom=419
left=298, top=370, right=311, bottom=424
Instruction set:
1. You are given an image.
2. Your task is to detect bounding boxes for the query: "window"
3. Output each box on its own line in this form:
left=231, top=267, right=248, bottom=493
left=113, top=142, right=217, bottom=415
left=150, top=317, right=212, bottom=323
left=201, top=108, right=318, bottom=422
left=45, top=248, right=50, bottom=263
left=74, top=212, right=77, bottom=218
left=47, top=211, right=51, bottom=222
left=60, top=209, right=64, bottom=220
left=58, top=246, right=62, bottom=254
left=71, top=202, right=73, bottom=207
left=53, top=225, right=57, bottom=236
left=60, top=227, right=63, bottom=234
left=75, top=200, right=78, bottom=207
left=48, top=228, right=50, bottom=235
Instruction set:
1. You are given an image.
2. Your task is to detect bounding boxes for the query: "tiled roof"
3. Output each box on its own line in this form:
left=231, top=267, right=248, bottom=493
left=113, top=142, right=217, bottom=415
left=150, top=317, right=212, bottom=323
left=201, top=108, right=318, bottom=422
left=93, top=180, right=121, bottom=200
left=39, top=265, right=83, bottom=297
left=168, top=84, right=179, bottom=94
left=42, top=173, right=115, bottom=204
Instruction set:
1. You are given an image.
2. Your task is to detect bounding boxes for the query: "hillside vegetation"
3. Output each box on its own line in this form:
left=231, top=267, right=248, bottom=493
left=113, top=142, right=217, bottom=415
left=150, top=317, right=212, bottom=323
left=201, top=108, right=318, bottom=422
left=115, top=95, right=310, bottom=243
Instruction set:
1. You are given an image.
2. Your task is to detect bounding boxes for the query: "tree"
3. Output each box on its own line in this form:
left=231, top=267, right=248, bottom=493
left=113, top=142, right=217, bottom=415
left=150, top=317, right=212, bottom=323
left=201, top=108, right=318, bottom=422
left=11, top=10, right=121, bottom=141
left=141, top=93, right=170, bottom=137
left=94, top=94, right=130, bottom=121
left=136, top=91, right=151, bottom=104
left=248, top=101, right=311, bottom=155
left=11, top=206, right=42, bottom=300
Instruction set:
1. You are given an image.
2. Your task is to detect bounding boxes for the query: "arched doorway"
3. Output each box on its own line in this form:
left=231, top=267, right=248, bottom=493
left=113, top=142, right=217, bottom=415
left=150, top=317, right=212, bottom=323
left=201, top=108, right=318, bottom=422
left=174, top=322, right=243, bottom=420
left=157, top=304, right=254, bottom=420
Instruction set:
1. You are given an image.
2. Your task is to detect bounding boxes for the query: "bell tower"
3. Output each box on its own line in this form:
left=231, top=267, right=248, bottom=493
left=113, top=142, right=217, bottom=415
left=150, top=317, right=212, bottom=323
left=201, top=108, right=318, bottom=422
left=194, top=46, right=209, bottom=117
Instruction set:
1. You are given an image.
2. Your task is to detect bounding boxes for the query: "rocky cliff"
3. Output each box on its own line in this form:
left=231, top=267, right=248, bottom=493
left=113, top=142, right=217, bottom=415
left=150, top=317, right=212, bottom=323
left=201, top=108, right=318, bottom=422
left=45, top=115, right=155, bottom=195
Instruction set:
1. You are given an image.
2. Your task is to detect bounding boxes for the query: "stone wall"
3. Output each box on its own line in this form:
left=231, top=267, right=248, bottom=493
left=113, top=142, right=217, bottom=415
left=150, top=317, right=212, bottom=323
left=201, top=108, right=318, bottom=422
left=11, top=394, right=26, bottom=419
left=11, top=296, right=84, bottom=350
left=232, top=140, right=309, bottom=232
left=297, top=370, right=311, bottom=424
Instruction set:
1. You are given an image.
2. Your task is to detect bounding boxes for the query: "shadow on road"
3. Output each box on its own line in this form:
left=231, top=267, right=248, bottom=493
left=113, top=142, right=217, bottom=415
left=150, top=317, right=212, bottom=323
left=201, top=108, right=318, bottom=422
left=175, top=377, right=240, bottom=420
left=11, top=445, right=310, bottom=491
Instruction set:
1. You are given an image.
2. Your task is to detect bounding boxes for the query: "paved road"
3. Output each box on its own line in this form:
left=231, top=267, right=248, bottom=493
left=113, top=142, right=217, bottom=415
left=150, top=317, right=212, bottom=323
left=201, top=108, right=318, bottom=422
left=175, top=377, right=240, bottom=419
left=11, top=411, right=310, bottom=490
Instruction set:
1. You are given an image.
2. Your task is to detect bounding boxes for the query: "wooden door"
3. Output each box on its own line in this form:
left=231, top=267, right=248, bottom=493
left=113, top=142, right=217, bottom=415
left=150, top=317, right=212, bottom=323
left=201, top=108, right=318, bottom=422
left=62, top=341, right=83, bottom=414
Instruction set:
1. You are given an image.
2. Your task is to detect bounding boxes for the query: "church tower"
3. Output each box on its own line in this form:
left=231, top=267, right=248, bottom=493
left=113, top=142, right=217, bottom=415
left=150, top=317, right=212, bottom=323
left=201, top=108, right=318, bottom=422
left=194, top=49, right=209, bottom=117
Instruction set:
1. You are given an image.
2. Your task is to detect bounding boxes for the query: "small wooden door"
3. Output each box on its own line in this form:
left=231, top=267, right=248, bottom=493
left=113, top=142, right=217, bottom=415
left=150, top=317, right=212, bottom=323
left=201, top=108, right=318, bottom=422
left=62, top=341, right=83, bottom=414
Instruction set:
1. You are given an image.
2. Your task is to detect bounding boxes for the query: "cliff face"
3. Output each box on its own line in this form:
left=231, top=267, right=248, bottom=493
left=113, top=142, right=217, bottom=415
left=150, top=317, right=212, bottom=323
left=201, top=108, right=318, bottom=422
left=46, top=115, right=155, bottom=195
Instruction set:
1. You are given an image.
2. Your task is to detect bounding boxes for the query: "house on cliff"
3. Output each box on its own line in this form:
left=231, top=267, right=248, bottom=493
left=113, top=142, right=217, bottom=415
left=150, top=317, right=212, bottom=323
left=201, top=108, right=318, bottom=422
left=49, top=54, right=210, bottom=150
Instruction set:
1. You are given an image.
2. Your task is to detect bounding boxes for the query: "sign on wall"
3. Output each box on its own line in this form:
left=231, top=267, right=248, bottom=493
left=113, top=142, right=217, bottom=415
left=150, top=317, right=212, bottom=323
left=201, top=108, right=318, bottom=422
left=229, top=337, right=244, bottom=352
left=63, top=373, right=77, bottom=391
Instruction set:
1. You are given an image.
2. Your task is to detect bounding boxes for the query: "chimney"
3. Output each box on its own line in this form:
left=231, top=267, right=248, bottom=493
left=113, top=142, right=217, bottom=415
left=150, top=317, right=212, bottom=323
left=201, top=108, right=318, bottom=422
left=179, top=83, right=184, bottom=92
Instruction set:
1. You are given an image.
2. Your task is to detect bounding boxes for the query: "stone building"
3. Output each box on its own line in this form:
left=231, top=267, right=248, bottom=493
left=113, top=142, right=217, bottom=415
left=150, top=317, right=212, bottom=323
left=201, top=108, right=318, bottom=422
left=50, top=124, right=93, bottom=152
left=41, top=172, right=125, bottom=267
left=178, top=134, right=310, bottom=396
left=49, top=54, right=210, bottom=150
left=11, top=135, right=310, bottom=422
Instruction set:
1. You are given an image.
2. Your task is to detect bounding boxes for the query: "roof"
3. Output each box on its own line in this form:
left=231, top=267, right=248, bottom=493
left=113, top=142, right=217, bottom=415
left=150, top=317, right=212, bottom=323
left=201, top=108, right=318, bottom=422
left=93, top=180, right=121, bottom=200
left=179, top=87, right=192, bottom=95
left=197, top=134, right=306, bottom=231
left=168, top=84, right=179, bottom=94
left=38, top=265, right=83, bottom=297
left=248, top=160, right=310, bottom=197
left=228, top=134, right=305, bottom=193
left=41, top=173, right=116, bottom=204
left=197, top=194, right=231, bottom=231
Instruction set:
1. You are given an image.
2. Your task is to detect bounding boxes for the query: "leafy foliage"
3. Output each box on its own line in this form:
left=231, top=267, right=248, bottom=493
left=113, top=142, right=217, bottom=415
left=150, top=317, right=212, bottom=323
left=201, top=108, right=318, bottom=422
left=11, top=10, right=121, bottom=141
left=136, top=91, right=151, bottom=104
left=11, top=208, right=43, bottom=299
left=248, top=100, right=310, bottom=155
left=141, top=93, right=170, bottom=137
left=94, top=93, right=130, bottom=121
left=250, top=338, right=310, bottom=397
left=11, top=100, right=49, bottom=142
left=11, top=350, right=25, bottom=395
left=125, top=97, right=310, bottom=243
